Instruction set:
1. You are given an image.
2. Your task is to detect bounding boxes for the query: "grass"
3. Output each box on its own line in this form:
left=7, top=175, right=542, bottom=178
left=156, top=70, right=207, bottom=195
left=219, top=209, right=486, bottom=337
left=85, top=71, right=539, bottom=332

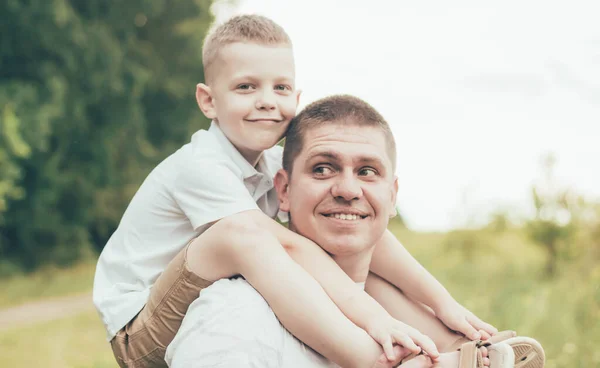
left=0, top=223, right=598, bottom=367
left=0, top=261, right=96, bottom=308
left=0, top=310, right=115, bottom=367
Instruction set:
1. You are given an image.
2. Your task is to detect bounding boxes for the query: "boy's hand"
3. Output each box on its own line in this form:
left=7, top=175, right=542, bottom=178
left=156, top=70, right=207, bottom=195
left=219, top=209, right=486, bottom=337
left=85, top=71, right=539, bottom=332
left=371, top=345, right=417, bottom=368
left=366, top=316, right=439, bottom=362
left=435, top=300, right=498, bottom=341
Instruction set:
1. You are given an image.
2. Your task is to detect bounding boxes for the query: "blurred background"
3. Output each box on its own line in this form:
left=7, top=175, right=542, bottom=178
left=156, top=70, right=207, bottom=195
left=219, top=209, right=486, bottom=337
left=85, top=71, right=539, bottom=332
left=0, top=0, right=598, bottom=367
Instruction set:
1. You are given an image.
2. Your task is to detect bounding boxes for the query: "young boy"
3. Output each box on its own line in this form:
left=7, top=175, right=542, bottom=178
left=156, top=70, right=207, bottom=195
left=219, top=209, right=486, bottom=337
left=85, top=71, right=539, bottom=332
left=94, top=15, right=438, bottom=368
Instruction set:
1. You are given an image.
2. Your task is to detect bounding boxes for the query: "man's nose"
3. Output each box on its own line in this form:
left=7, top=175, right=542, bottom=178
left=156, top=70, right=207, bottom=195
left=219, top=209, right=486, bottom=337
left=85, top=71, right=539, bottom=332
left=255, top=90, right=276, bottom=110
left=331, top=173, right=363, bottom=201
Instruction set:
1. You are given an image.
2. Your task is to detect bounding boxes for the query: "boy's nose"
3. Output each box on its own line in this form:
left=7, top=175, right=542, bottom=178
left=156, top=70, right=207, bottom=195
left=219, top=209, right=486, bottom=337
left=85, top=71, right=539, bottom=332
left=255, top=91, right=276, bottom=110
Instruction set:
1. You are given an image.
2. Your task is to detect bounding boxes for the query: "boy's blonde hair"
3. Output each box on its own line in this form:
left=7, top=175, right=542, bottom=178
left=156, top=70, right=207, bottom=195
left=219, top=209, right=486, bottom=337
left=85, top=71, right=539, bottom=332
left=202, top=15, right=292, bottom=83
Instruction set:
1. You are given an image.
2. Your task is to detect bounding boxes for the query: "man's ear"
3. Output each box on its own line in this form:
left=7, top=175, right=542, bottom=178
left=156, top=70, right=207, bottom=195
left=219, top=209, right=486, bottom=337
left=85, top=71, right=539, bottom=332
left=195, top=83, right=217, bottom=119
left=274, top=169, right=291, bottom=213
left=389, top=176, right=399, bottom=218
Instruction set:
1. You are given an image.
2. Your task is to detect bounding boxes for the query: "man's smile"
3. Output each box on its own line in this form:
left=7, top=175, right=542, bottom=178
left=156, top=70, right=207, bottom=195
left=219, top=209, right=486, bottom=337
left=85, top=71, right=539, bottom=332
left=323, top=213, right=367, bottom=221
left=321, top=208, right=369, bottom=222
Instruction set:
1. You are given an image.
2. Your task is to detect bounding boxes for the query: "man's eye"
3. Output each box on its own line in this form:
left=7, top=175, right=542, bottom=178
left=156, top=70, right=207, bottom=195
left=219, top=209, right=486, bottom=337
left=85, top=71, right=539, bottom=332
left=314, top=166, right=334, bottom=176
left=358, top=168, right=377, bottom=177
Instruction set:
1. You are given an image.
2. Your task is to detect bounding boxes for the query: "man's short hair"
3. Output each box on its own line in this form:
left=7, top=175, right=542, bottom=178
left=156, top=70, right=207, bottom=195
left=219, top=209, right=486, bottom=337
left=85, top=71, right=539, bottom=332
left=283, top=95, right=397, bottom=175
left=202, top=15, right=292, bottom=83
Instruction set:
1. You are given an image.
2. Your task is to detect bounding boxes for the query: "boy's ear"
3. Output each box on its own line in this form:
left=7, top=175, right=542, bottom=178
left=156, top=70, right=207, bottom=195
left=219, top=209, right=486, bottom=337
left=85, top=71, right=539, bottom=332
left=389, top=176, right=399, bottom=218
left=274, top=169, right=291, bottom=213
left=196, top=83, right=217, bottom=119
left=296, top=89, right=302, bottom=105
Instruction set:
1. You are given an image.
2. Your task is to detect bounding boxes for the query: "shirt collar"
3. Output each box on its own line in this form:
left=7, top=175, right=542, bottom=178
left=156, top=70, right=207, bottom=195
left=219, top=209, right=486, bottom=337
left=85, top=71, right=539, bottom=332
left=208, top=121, right=271, bottom=180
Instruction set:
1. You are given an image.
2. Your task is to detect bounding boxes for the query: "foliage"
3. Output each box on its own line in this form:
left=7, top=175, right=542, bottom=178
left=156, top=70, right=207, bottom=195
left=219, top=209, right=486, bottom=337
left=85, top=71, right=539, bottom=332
left=524, top=154, right=593, bottom=277
left=0, top=0, right=214, bottom=272
left=391, top=224, right=600, bottom=368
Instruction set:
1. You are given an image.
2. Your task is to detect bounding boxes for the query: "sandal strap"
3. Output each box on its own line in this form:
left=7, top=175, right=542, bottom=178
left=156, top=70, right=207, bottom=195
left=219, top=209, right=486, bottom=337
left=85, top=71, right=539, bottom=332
left=446, top=330, right=516, bottom=352
left=458, top=341, right=483, bottom=368
left=487, top=330, right=517, bottom=344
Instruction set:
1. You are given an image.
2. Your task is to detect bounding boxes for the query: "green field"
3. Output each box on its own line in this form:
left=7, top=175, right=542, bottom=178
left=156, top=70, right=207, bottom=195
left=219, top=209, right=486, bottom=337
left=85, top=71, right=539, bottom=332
left=0, top=310, right=115, bottom=367
left=0, top=261, right=96, bottom=309
left=0, top=225, right=598, bottom=368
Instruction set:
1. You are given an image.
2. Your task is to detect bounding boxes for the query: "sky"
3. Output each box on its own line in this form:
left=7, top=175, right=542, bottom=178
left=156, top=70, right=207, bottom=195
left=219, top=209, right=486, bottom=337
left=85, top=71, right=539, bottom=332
left=212, top=0, right=600, bottom=231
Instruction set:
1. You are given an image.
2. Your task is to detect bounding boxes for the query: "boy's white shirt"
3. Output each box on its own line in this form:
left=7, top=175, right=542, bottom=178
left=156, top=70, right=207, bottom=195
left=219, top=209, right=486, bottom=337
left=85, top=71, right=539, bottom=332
left=93, top=121, right=283, bottom=341
left=165, top=277, right=362, bottom=368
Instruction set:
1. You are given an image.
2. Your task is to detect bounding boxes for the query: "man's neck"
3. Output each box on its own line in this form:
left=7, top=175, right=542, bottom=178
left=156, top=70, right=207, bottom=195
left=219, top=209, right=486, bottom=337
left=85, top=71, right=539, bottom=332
left=331, top=247, right=376, bottom=283
left=288, top=223, right=376, bottom=283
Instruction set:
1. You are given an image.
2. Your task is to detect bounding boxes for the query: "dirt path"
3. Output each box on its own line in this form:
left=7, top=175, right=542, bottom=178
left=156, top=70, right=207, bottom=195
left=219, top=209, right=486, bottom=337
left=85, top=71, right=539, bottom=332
left=0, top=292, right=94, bottom=331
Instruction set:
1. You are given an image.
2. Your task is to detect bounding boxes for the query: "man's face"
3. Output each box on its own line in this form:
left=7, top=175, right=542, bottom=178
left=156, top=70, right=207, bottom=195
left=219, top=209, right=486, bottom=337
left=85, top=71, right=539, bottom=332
left=276, top=123, right=398, bottom=257
left=198, top=42, right=299, bottom=162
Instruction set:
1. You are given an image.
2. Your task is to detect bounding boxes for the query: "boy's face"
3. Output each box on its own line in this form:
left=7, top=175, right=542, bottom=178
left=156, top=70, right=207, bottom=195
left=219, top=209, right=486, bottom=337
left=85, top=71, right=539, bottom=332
left=197, top=42, right=299, bottom=162
left=275, top=123, right=398, bottom=257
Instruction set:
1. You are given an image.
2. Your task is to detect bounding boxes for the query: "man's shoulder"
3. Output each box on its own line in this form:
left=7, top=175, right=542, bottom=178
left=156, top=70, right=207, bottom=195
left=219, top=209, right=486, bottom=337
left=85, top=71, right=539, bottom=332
left=180, top=277, right=283, bottom=339
left=191, top=278, right=278, bottom=323
left=166, top=278, right=286, bottom=367
left=202, top=277, right=269, bottom=304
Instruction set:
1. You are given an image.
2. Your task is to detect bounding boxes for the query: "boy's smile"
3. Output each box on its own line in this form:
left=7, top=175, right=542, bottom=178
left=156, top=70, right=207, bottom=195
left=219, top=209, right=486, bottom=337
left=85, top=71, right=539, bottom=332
left=196, top=42, right=299, bottom=166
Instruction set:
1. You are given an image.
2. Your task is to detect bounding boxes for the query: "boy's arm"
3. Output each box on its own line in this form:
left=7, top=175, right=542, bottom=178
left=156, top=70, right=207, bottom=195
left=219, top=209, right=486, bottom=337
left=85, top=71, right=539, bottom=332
left=189, top=211, right=438, bottom=367
left=369, top=229, right=497, bottom=340
left=249, top=212, right=439, bottom=361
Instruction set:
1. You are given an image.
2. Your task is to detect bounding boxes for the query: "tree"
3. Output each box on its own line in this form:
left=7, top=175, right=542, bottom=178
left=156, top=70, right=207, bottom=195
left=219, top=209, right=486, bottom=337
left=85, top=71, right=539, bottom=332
left=0, top=0, right=214, bottom=273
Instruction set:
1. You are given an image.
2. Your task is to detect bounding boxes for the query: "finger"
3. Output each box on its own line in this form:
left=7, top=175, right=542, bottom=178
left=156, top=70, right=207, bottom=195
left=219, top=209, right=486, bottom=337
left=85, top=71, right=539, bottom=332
left=391, top=345, right=411, bottom=366
left=457, top=318, right=481, bottom=340
left=483, top=357, right=490, bottom=366
left=409, top=332, right=440, bottom=360
left=479, top=329, right=491, bottom=341
left=392, top=332, right=420, bottom=354
left=380, top=336, right=396, bottom=361
left=467, top=315, right=498, bottom=336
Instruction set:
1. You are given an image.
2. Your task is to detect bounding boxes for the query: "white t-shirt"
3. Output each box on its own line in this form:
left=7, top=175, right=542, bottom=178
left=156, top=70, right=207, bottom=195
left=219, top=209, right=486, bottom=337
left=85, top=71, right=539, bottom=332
left=93, top=122, right=283, bottom=340
left=165, top=277, right=339, bottom=368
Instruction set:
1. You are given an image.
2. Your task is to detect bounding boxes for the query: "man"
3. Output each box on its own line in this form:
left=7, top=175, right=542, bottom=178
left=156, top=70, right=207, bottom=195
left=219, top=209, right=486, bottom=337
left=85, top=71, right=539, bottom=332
left=165, top=95, right=513, bottom=368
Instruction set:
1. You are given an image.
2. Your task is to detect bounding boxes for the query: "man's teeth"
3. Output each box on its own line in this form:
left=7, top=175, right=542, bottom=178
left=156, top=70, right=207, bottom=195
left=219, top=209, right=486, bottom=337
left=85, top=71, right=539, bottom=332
left=331, top=213, right=360, bottom=220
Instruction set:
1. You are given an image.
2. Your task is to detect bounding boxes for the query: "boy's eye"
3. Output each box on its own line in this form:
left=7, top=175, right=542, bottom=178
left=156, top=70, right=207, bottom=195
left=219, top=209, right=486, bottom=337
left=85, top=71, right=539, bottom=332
left=275, top=84, right=291, bottom=91
left=237, top=84, right=255, bottom=91
left=358, top=168, right=377, bottom=177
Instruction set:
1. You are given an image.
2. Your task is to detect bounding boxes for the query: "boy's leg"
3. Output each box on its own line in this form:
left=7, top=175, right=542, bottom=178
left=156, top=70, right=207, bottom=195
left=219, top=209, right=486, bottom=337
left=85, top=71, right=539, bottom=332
left=365, top=272, right=464, bottom=353
left=110, top=243, right=212, bottom=368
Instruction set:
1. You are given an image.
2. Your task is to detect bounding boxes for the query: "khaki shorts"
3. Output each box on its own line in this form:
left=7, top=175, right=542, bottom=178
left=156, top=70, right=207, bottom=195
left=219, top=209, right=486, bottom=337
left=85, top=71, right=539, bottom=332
left=110, top=243, right=213, bottom=368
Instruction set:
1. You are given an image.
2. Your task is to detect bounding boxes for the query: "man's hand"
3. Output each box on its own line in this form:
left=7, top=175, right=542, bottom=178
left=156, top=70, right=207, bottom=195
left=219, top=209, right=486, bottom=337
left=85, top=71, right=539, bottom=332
left=434, top=300, right=498, bottom=341
left=365, top=316, right=439, bottom=363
